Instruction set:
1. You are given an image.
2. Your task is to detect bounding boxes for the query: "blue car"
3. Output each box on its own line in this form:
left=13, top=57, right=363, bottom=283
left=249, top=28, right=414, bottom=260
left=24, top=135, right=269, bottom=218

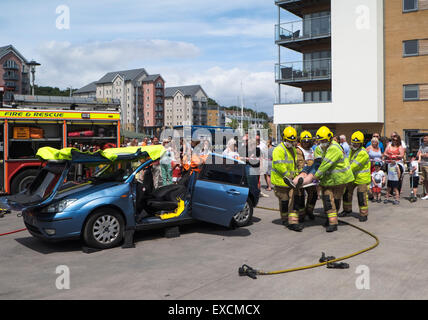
left=0, top=146, right=259, bottom=249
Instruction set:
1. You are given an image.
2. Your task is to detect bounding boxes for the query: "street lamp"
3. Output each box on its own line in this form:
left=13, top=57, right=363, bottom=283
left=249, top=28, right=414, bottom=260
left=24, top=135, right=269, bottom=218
left=27, top=60, right=41, bottom=96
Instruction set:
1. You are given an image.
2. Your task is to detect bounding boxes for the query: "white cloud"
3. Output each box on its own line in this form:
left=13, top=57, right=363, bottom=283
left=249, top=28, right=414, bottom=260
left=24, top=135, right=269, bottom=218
left=160, top=66, right=302, bottom=115
left=35, top=39, right=200, bottom=88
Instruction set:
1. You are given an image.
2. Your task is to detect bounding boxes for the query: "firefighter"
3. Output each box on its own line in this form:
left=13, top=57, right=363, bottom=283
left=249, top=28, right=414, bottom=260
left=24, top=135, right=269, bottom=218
left=272, top=126, right=302, bottom=232
left=313, top=126, right=355, bottom=232
left=341, top=131, right=371, bottom=221
left=296, top=131, right=317, bottom=221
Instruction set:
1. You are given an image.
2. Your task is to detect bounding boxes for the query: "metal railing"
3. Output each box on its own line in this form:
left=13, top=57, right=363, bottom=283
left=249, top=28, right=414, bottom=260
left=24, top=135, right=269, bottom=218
left=275, top=58, right=331, bottom=82
left=3, top=73, right=19, bottom=81
left=275, top=15, right=330, bottom=42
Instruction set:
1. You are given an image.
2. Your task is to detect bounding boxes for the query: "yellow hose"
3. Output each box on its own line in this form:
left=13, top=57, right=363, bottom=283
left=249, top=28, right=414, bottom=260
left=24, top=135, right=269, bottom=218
left=251, top=206, right=380, bottom=276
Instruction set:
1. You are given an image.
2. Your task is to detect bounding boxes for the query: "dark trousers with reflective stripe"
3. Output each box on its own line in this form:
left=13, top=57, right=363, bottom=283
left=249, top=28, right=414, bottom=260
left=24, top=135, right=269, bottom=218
left=274, top=186, right=299, bottom=225
left=297, top=186, right=318, bottom=219
left=343, top=182, right=369, bottom=216
left=321, top=184, right=346, bottom=226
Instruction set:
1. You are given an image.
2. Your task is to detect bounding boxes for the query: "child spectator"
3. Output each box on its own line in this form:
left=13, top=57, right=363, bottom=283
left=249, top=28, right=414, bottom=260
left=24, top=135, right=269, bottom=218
left=409, top=153, right=419, bottom=202
left=371, top=161, right=385, bottom=203
left=385, top=160, right=401, bottom=205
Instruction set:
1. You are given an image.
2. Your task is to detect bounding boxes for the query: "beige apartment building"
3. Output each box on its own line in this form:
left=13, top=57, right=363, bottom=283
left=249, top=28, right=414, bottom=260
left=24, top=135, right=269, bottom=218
left=75, top=69, right=165, bottom=135
left=164, top=85, right=208, bottom=126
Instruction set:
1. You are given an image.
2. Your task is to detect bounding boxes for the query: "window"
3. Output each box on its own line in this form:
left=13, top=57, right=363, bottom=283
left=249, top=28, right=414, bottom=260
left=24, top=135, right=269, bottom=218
left=200, top=164, right=245, bottom=185
left=403, top=0, right=418, bottom=12
left=403, top=40, right=419, bottom=56
left=403, top=85, right=419, bottom=100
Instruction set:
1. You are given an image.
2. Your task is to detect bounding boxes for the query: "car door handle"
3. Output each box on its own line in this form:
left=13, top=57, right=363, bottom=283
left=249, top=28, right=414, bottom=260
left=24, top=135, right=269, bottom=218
left=227, top=189, right=241, bottom=195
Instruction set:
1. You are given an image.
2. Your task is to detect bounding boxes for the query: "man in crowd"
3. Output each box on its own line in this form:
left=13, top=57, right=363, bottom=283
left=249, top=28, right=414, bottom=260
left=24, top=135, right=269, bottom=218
left=340, top=135, right=350, bottom=158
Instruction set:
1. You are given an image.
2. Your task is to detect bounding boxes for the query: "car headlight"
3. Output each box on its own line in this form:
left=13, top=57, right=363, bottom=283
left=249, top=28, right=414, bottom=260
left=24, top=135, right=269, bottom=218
left=42, top=199, right=77, bottom=213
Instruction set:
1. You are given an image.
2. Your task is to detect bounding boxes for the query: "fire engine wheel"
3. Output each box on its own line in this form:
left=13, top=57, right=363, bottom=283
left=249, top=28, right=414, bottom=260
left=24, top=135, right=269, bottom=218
left=10, top=169, right=39, bottom=194
left=83, top=208, right=125, bottom=249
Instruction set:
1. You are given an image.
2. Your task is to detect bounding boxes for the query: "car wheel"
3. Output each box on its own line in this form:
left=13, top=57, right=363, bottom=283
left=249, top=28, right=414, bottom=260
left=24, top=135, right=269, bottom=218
left=83, top=208, right=125, bottom=249
left=10, top=169, right=39, bottom=194
left=233, top=200, right=253, bottom=227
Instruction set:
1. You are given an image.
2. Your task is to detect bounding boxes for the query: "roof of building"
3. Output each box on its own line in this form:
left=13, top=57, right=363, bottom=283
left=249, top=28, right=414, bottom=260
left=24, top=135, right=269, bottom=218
left=96, top=68, right=148, bottom=84
left=0, top=44, right=29, bottom=64
left=74, top=81, right=97, bottom=94
left=165, top=85, right=207, bottom=98
left=141, top=74, right=162, bottom=82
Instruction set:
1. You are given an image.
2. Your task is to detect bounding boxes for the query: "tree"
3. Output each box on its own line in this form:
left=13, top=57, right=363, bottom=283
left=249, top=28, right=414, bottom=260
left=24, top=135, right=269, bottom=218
left=34, top=85, right=76, bottom=96
left=227, top=118, right=239, bottom=129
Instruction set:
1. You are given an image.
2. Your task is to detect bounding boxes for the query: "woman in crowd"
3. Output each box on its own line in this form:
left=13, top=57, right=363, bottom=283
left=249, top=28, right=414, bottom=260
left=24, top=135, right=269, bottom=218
left=366, top=137, right=383, bottom=172
left=383, top=133, right=405, bottom=196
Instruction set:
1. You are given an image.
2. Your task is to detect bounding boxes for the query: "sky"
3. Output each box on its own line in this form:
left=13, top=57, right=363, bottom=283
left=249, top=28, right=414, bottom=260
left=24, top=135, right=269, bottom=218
left=0, top=0, right=302, bottom=115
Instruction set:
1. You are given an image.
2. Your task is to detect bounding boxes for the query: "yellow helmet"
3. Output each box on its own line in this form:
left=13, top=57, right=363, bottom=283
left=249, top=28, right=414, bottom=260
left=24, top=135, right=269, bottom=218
left=315, top=126, right=333, bottom=141
left=351, top=131, right=364, bottom=144
left=283, top=126, right=297, bottom=142
left=300, top=131, right=312, bottom=141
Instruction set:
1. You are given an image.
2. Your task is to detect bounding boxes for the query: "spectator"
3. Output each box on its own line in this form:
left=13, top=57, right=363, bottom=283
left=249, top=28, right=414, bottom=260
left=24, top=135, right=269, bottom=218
left=366, top=137, right=383, bottom=170
left=140, top=137, right=148, bottom=146
left=409, top=153, right=419, bottom=201
left=151, top=136, right=161, bottom=187
left=265, top=139, right=274, bottom=191
left=340, top=135, right=350, bottom=158
left=417, top=134, right=428, bottom=200
left=130, top=138, right=138, bottom=147
left=160, top=139, right=173, bottom=186
left=384, top=133, right=405, bottom=196
left=222, top=138, right=240, bottom=160
left=366, top=133, right=384, bottom=153
left=387, top=132, right=407, bottom=151
left=371, top=161, right=385, bottom=203
left=385, top=160, right=401, bottom=205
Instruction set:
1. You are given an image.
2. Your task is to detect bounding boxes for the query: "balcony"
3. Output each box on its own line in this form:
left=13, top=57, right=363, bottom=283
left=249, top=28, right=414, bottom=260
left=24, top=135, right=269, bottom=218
left=155, top=90, right=163, bottom=96
left=155, top=98, right=163, bottom=104
left=276, top=15, right=330, bottom=51
left=275, top=58, right=331, bottom=88
left=275, top=0, right=330, bottom=17
left=3, top=60, right=19, bottom=70
left=3, top=72, right=19, bottom=81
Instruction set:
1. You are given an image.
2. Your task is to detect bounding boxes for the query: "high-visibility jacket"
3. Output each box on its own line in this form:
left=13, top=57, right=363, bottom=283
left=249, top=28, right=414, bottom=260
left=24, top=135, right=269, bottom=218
left=314, top=141, right=354, bottom=186
left=349, top=147, right=371, bottom=185
left=271, top=142, right=298, bottom=187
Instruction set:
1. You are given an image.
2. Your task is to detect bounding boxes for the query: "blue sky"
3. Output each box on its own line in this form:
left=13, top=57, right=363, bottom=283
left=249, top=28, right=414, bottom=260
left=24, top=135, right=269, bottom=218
left=1, top=0, right=301, bottom=115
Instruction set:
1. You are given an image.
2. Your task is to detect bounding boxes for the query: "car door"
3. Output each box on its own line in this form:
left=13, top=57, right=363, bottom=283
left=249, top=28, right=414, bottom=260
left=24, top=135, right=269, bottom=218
left=191, top=163, right=249, bottom=227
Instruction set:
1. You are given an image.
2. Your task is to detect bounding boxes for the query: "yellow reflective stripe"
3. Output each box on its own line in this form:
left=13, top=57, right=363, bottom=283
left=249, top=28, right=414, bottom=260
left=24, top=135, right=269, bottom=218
left=289, top=213, right=298, bottom=218
left=327, top=212, right=337, bottom=218
left=355, top=169, right=370, bottom=175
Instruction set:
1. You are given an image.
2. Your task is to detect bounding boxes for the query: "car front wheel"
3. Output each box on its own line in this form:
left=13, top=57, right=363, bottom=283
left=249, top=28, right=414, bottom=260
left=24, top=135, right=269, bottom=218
left=233, top=200, right=253, bottom=227
left=83, top=208, right=125, bottom=249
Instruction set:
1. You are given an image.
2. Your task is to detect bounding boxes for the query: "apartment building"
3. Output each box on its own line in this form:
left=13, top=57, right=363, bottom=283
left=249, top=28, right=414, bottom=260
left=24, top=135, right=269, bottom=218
left=164, top=85, right=208, bottom=126
left=75, top=69, right=165, bottom=135
left=207, top=104, right=226, bottom=127
left=385, top=0, right=428, bottom=145
left=0, top=45, right=31, bottom=102
left=274, top=0, right=384, bottom=139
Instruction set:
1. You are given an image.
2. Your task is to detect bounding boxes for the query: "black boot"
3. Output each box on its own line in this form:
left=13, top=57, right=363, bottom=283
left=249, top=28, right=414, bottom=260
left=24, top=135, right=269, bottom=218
left=338, top=210, right=351, bottom=217
left=359, top=215, right=368, bottom=222
left=326, top=224, right=338, bottom=232
left=296, top=177, right=304, bottom=189
left=288, top=223, right=304, bottom=232
left=307, top=211, right=315, bottom=220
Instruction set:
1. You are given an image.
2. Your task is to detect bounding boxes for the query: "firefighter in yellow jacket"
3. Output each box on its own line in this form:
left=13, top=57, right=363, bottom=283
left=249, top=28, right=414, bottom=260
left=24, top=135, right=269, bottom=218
left=313, top=126, right=355, bottom=232
left=341, top=131, right=371, bottom=222
left=272, top=127, right=302, bottom=232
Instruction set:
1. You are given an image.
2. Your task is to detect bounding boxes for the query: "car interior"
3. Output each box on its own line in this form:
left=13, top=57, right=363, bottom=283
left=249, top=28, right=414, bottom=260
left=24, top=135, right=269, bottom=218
left=135, top=166, right=192, bottom=218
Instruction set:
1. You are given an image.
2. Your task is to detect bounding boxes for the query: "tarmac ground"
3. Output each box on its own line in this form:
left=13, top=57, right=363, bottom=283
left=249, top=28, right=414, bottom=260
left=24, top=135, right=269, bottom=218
left=0, top=179, right=427, bottom=300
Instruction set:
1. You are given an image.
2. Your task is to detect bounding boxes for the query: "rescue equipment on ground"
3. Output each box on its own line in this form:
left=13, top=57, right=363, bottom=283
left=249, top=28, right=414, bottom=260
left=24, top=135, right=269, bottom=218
left=158, top=199, right=185, bottom=220
left=238, top=206, right=379, bottom=279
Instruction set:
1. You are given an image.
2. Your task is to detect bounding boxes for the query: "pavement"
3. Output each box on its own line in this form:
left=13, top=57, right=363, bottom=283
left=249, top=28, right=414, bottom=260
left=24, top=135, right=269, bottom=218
left=0, top=181, right=428, bottom=300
